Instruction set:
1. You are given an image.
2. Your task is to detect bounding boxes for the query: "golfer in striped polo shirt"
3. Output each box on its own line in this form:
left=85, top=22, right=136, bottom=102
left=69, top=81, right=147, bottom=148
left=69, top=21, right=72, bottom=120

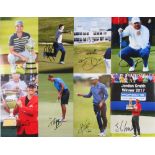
left=77, top=76, right=108, bottom=136
left=8, top=20, right=37, bottom=73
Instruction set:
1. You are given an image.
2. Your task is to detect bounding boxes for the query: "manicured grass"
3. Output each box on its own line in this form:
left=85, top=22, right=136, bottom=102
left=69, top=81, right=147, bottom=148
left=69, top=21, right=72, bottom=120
left=0, top=17, right=38, bottom=54
left=74, top=42, right=110, bottom=73
left=111, top=46, right=155, bottom=73
left=39, top=17, right=73, bottom=43
left=111, top=133, right=155, bottom=137
left=74, top=83, right=111, bottom=137
left=38, top=73, right=73, bottom=136
left=38, top=45, right=73, bottom=73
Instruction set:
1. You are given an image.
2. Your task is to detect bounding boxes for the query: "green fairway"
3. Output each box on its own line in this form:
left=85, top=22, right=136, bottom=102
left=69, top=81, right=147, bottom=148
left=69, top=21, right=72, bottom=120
left=74, top=83, right=111, bottom=137
left=112, top=46, right=155, bottom=73
left=38, top=45, right=73, bottom=73
left=74, top=42, right=110, bottom=73
left=0, top=17, right=38, bottom=54
left=111, top=133, right=155, bottom=137
left=39, top=17, right=73, bottom=43
left=39, top=73, right=73, bottom=137
left=38, top=17, right=73, bottom=73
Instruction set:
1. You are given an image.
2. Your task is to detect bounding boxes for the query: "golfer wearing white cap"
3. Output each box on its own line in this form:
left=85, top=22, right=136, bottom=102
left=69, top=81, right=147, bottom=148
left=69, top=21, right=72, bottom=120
left=8, top=20, right=36, bottom=73
left=118, top=17, right=150, bottom=72
left=77, top=75, right=108, bottom=136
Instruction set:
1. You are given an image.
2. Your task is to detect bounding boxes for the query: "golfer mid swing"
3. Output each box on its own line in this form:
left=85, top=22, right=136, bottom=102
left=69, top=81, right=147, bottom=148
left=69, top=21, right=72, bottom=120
left=48, top=74, right=70, bottom=122
left=77, top=76, right=108, bottom=136
left=118, top=17, right=150, bottom=72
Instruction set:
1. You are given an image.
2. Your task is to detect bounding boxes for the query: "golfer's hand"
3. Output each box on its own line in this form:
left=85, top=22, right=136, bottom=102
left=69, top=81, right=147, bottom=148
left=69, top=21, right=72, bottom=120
left=58, top=93, right=62, bottom=100
left=118, top=28, right=123, bottom=34
left=99, top=101, right=105, bottom=109
left=77, top=93, right=83, bottom=97
left=21, top=56, right=28, bottom=62
left=17, top=100, right=22, bottom=107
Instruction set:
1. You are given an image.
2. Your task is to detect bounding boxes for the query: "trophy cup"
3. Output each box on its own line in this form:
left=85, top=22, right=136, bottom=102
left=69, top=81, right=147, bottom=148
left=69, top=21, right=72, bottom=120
left=126, top=98, right=135, bottom=110
left=25, top=38, right=37, bottom=74
left=2, top=90, right=18, bottom=127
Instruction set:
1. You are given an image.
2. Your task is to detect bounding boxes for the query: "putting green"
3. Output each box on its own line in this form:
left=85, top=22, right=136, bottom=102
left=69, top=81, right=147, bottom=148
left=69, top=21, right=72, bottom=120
left=112, top=46, right=155, bottom=73
left=39, top=73, right=73, bottom=136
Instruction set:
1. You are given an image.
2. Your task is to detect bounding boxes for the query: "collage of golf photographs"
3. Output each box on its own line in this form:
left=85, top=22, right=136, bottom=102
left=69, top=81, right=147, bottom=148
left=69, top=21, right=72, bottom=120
left=0, top=17, right=155, bottom=137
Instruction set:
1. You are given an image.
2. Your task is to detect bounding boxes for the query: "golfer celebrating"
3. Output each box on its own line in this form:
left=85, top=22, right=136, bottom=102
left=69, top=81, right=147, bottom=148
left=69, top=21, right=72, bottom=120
left=77, top=76, right=108, bottom=136
left=128, top=99, right=142, bottom=137
left=51, top=24, right=71, bottom=64
left=8, top=20, right=36, bottom=73
left=48, top=74, right=70, bottom=122
left=118, top=17, right=150, bottom=72
left=2, top=83, right=38, bottom=137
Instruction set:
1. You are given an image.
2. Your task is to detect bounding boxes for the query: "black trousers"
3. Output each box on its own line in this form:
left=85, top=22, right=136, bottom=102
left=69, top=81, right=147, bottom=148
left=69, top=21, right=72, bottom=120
left=93, top=103, right=107, bottom=132
left=132, top=116, right=140, bottom=135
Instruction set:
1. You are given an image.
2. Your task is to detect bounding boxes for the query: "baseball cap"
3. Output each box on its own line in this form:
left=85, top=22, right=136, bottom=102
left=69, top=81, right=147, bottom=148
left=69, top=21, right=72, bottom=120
left=15, top=20, right=23, bottom=26
left=131, top=17, right=141, bottom=24
left=90, top=76, right=99, bottom=80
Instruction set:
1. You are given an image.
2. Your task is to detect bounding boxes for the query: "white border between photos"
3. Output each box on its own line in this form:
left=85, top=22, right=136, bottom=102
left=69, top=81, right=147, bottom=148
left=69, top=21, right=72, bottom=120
left=0, top=0, right=155, bottom=155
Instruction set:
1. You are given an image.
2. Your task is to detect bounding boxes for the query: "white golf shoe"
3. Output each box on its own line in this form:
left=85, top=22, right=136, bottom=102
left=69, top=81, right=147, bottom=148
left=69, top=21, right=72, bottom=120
left=59, top=61, right=65, bottom=64
left=143, top=66, right=149, bottom=72
left=98, top=130, right=106, bottom=137
left=132, top=134, right=137, bottom=137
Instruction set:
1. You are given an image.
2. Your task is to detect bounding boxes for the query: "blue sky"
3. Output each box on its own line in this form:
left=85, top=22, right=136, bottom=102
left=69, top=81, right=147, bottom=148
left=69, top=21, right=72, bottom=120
left=74, top=17, right=111, bottom=31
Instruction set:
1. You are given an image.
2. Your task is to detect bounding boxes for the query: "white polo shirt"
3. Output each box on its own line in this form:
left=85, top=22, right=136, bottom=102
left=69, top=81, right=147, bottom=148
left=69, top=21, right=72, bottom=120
left=122, top=25, right=150, bottom=50
left=55, top=29, right=63, bottom=43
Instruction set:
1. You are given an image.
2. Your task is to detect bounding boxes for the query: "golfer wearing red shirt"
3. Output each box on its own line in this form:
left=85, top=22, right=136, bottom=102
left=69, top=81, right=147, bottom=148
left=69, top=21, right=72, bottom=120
left=131, top=99, right=142, bottom=137
left=14, top=84, right=38, bottom=137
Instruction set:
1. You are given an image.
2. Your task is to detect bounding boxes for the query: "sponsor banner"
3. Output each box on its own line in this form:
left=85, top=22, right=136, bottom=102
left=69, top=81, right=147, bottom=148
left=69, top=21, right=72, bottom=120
left=111, top=83, right=155, bottom=102
left=121, top=92, right=146, bottom=101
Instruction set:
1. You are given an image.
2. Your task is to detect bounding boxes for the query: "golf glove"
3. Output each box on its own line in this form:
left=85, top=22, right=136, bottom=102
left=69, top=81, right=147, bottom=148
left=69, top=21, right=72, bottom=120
left=118, top=28, right=123, bottom=34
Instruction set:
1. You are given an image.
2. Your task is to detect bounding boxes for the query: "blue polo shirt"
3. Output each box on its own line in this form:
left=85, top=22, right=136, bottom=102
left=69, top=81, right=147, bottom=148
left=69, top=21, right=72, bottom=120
left=83, top=82, right=108, bottom=105
left=53, top=78, right=68, bottom=92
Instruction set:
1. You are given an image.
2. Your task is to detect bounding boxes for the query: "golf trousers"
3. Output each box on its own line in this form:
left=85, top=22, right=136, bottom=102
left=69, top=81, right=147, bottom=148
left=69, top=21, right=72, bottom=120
left=119, top=46, right=150, bottom=67
left=104, top=58, right=111, bottom=74
left=132, top=116, right=140, bottom=136
left=53, top=42, right=66, bottom=62
left=8, top=50, right=37, bottom=73
left=93, top=103, right=107, bottom=132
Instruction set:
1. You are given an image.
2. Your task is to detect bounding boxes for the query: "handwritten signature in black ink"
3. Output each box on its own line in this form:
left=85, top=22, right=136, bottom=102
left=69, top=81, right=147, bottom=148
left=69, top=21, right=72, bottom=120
left=78, top=120, right=92, bottom=135
left=78, top=57, right=103, bottom=71
left=114, top=120, right=133, bottom=133
left=48, top=117, right=63, bottom=130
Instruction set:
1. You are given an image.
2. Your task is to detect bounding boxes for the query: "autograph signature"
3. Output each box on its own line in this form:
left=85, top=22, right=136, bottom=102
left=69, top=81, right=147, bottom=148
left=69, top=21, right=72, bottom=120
left=78, top=120, right=92, bottom=135
left=48, top=117, right=63, bottom=130
left=78, top=57, right=103, bottom=71
left=114, top=120, right=133, bottom=133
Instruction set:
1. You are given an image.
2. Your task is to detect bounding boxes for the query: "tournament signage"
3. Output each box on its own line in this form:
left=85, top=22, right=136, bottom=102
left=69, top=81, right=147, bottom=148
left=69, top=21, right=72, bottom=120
left=111, top=83, right=155, bottom=102
left=121, top=83, right=146, bottom=101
